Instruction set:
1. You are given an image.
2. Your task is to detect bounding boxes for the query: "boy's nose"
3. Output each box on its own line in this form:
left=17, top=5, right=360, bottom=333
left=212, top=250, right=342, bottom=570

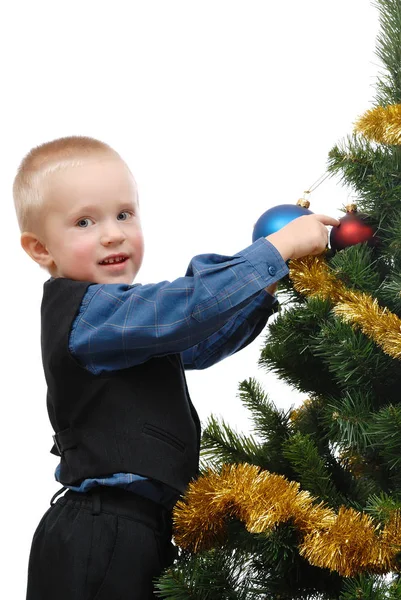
left=100, top=223, right=126, bottom=246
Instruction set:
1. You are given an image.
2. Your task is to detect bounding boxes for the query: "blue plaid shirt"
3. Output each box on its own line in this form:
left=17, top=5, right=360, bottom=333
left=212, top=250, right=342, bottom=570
left=55, top=237, right=288, bottom=504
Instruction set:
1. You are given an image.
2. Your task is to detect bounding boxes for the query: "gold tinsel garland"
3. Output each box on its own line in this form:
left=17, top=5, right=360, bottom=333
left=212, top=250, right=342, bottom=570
left=354, top=104, right=401, bottom=145
left=289, top=254, right=401, bottom=360
left=173, top=463, right=401, bottom=577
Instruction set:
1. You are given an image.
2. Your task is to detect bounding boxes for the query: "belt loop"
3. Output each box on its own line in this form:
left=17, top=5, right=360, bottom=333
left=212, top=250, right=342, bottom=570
left=91, top=490, right=101, bottom=516
left=50, top=486, right=67, bottom=506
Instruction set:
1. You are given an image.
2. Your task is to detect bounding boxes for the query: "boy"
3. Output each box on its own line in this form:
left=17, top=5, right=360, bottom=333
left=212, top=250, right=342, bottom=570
left=14, top=136, right=338, bottom=599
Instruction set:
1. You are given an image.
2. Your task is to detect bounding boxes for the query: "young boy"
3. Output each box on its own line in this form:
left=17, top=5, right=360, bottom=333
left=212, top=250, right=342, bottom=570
left=14, top=136, right=338, bottom=600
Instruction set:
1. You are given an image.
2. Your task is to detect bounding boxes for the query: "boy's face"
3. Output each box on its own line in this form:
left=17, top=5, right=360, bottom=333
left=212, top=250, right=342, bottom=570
left=37, top=156, right=144, bottom=285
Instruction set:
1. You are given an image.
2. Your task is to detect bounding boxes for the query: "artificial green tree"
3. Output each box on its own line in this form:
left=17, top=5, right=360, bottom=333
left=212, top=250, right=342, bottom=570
left=156, top=1, right=401, bottom=598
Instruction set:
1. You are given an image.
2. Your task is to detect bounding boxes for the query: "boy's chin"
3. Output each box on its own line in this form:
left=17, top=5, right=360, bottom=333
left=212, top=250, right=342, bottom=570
left=97, top=274, right=136, bottom=285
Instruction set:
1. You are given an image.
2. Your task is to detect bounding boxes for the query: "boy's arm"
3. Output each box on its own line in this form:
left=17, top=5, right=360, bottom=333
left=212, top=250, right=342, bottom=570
left=181, top=288, right=279, bottom=370
left=70, top=213, right=338, bottom=375
left=70, top=238, right=288, bottom=374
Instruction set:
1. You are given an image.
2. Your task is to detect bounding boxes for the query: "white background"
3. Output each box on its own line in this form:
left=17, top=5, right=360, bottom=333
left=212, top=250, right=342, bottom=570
left=1, top=1, right=379, bottom=595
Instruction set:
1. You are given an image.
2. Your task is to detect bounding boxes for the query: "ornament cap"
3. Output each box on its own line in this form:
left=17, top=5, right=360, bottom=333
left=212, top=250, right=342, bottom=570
left=345, top=203, right=358, bottom=213
left=297, top=198, right=311, bottom=209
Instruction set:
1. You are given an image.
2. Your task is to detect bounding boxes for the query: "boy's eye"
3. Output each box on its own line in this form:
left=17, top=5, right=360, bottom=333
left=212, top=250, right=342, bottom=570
left=117, top=211, right=131, bottom=221
left=76, top=218, right=94, bottom=228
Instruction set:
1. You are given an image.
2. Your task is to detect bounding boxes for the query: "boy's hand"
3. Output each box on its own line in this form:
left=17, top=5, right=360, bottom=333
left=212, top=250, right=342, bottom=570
left=266, top=214, right=340, bottom=261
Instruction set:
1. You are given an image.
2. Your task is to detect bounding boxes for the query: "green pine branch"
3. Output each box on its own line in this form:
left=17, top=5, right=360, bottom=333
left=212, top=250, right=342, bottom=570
left=371, top=405, right=401, bottom=487
left=329, top=243, right=381, bottom=294
left=237, top=378, right=291, bottom=445
left=201, top=414, right=269, bottom=469
left=322, top=391, right=375, bottom=454
left=313, top=319, right=401, bottom=406
left=282, top=432, right=342, bottom=506
left=155, top=549, right=254, bottom=600
left=374, top=0, right=401, bottom=105
left=339, top=574, right=401, bottom=600
left=365, top=491, right=401, bottom=522
left=260, top=297, right=340, bottom=398
left=377, top=209, right=401, bottom=267
left=379, top=272, right=401, bottom=312
left=327, top=135, right=401, bottom=214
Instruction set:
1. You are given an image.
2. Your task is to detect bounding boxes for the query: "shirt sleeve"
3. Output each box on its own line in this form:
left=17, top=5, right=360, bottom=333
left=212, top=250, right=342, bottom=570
left=69, top=237, right=288, bottom=374
left=181, top=290, right=278, bottom=370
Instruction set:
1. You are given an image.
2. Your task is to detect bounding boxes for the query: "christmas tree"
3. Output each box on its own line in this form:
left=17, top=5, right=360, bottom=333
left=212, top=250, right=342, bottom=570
left=156, top=1, right=401, bottom=598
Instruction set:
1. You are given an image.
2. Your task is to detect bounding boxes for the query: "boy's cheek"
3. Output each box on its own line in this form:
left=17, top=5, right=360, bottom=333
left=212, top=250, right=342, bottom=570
left=68, top=237, right=96, bottom=260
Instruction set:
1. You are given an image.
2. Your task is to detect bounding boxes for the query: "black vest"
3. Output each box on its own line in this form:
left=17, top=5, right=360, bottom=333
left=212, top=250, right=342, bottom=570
left=41, top=278, right=201, bottom=495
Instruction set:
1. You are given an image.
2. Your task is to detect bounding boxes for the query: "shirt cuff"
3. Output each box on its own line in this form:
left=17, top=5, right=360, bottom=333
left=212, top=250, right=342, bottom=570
left=237, top=237, right=289, bottom=283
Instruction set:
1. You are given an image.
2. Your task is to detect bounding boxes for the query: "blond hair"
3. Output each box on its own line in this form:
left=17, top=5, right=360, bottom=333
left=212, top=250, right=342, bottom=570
left=13, top=135, right=120, bottom=232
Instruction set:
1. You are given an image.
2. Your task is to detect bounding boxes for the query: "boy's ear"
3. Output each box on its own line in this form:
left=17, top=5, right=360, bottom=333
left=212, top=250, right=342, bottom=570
left=20, top=232, right=54, bottom=269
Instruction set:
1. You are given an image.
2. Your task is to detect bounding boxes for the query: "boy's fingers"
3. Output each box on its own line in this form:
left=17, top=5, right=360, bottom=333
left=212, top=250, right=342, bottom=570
left=312, top=214, right=341, bottom=227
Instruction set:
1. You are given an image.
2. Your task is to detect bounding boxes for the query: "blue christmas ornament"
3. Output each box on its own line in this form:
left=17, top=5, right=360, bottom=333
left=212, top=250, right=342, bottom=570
left=252, top=203, right=313, bottom=242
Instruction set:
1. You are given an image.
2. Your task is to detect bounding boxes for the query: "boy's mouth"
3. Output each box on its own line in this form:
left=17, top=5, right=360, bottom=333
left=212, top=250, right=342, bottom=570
left=99, top=254, right=129, bottom=265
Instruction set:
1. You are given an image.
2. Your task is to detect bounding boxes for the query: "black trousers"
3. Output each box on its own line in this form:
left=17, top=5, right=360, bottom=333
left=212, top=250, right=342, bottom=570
left=26, top=486, right=178, bottom=600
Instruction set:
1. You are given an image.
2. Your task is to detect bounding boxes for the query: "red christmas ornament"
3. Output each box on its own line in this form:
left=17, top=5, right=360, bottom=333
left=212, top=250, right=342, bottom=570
left=330, top=204, right=376, bottom=251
